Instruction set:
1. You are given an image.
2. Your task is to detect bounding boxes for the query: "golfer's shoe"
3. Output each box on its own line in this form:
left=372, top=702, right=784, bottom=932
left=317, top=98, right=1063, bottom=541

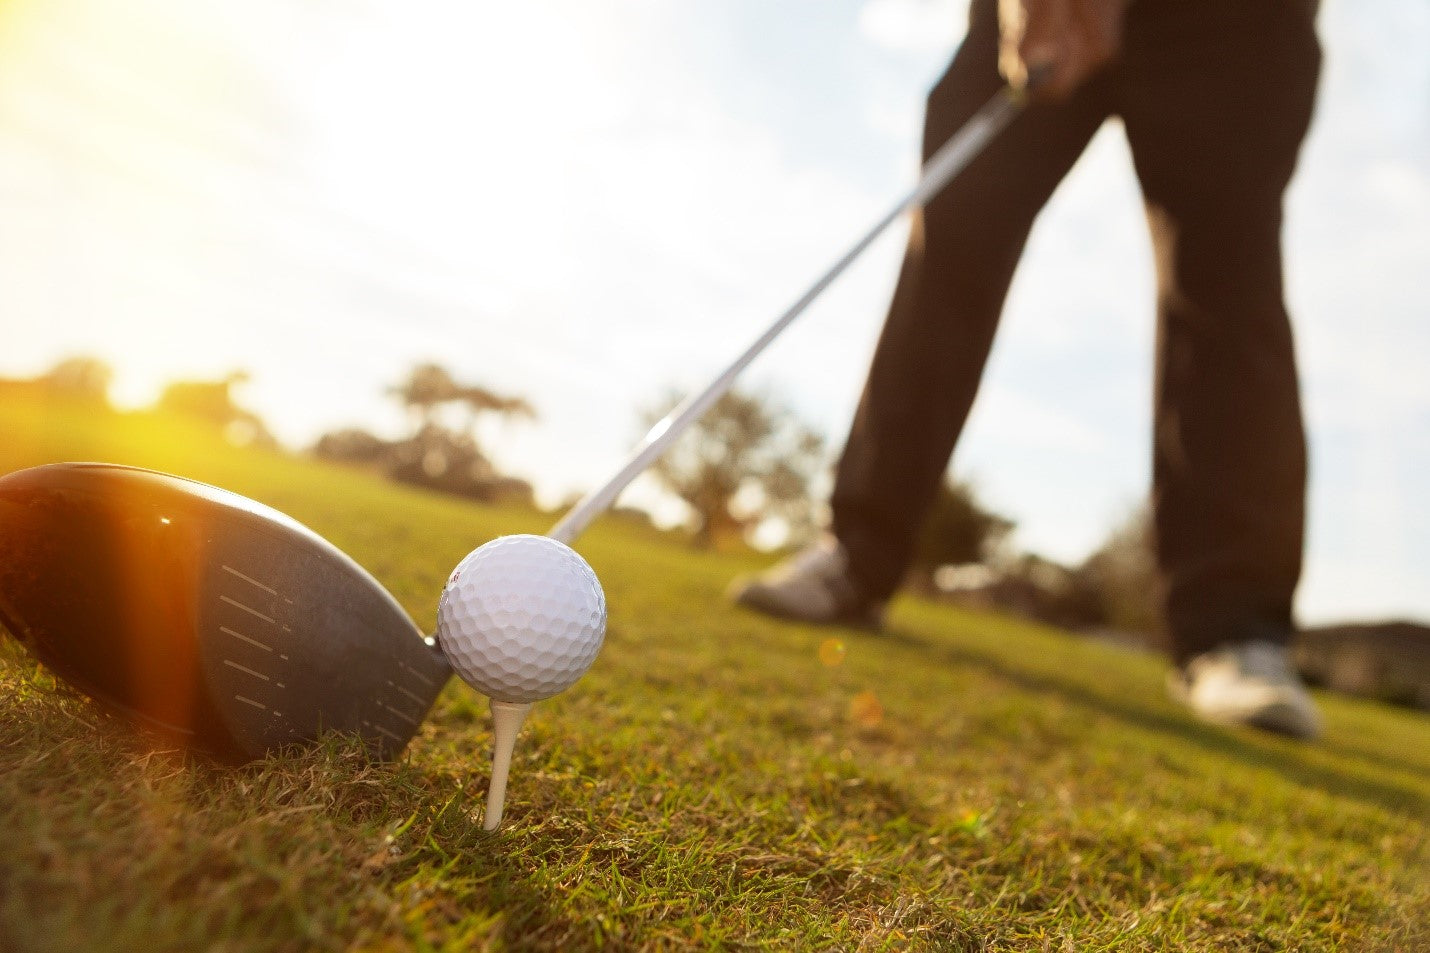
left=1168, top=640, right=1322, bottom=740
left=728, top=535, right=886, bottom=630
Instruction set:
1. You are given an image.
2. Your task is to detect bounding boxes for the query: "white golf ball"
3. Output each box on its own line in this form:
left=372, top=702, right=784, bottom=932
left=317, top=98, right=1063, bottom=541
left=436, top=534, right=606, bottom=704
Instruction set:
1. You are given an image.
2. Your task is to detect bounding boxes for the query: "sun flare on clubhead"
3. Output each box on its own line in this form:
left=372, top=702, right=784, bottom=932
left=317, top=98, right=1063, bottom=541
left=0, top=463, right=451, bottom=763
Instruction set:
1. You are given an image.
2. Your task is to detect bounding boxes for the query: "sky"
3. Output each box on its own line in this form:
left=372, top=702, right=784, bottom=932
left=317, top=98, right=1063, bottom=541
left=0, top=0, right=1426, bottom=625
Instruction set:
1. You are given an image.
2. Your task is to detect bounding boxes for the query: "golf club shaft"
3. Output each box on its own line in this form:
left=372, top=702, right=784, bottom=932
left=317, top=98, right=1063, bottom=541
left=548, top=84, right=1025, bottom=546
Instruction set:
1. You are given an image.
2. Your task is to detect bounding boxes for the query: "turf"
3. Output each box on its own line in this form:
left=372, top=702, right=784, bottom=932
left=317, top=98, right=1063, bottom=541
left=1, top=392, right=1427, bottom=951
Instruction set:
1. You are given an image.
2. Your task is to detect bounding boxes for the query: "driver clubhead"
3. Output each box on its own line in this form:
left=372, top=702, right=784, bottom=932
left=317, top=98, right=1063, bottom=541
left=0, top=462, right=452, bottom=763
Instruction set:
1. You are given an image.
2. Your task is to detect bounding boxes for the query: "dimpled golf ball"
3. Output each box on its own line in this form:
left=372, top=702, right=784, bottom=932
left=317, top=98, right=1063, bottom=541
left=436, top=534, right=606, bottom=704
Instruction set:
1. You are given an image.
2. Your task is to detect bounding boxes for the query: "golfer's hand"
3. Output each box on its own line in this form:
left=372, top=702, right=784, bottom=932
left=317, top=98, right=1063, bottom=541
left=998, top=0, right=1127, bottom=100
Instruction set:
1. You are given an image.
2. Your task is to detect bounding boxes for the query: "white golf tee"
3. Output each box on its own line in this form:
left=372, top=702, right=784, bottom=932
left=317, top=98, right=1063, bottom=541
left=483, top=699, right=532, bottom=830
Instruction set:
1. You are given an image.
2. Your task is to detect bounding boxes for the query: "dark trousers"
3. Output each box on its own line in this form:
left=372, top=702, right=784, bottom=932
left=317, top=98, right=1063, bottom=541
left=831, top=0, right=1322, bottom=662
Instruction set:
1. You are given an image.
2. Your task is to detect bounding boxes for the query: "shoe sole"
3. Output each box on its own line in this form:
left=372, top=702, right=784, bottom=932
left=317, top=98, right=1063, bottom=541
left=1166, top=671, right=1320, bottom=740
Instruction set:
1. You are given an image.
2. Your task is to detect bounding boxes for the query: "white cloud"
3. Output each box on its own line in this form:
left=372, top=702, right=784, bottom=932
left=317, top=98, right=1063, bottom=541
left=858, top=0, right=969, bottom=54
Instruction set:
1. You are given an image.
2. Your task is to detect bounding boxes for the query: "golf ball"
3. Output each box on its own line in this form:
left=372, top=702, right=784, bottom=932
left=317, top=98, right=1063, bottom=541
left=436, top=534, right=606, bottom=704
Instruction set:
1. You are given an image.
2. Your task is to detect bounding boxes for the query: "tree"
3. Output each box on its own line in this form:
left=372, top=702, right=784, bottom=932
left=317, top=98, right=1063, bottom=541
left=155, top=371, right=276, bottom=447
left=320, top=361, right=538, bottom=503
left=389, top=363, right=534, bottom=430
left=39, top=356, right=113, bottom=407
left=389, top=363, right=458, bottom=427
left=313, top=428, right=391, bottom=465
left=387, top=423, right=532, bottom=505
left=1074, top=504, right=1161, bottom=638
left=911, top=478, right=1014, bottom=571
left=643, top=389, right=825, bottom=549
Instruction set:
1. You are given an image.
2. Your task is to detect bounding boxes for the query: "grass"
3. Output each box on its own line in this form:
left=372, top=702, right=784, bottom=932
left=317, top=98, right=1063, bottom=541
left=1, top=391, right=1427, bottom=951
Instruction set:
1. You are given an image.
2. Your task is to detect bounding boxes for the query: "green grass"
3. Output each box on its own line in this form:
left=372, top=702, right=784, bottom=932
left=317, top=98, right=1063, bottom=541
left=1, top=392, right=1427, bottom=951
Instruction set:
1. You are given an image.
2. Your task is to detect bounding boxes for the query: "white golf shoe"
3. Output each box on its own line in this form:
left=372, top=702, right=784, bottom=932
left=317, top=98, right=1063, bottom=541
left=1169, top=640, right=1323, bottom=739
left=728, top=535, right=886, bottom=630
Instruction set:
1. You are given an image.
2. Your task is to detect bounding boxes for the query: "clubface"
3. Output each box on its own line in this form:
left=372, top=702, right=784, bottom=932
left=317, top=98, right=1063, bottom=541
left=0, top=462, right=452, bottom=763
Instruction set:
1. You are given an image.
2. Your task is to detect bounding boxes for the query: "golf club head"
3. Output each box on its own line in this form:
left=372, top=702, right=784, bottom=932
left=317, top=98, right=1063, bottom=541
left=0, top=462, right=452, bottom=763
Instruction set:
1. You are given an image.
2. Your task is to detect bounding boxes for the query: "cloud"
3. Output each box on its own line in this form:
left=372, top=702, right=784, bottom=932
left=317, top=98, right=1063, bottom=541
left=858, top=0, right=969, bottom=54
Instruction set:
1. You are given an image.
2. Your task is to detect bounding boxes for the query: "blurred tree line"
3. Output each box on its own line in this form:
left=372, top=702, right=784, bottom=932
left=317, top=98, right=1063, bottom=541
left=645, top=386, right=1162, bottom=643
left=155, top=370, right=278, bottom=448
left=7, top=354, right=1166, bottom=641
left=641, top=390, right=825, bottom=549
left=0, top=356, right=113, bottom=407
left=913, top=498, right=1162, bottom=647
left=314, top=363, right=536, bottom=505
left=0, top=356, right=276, bottom=447
left=15, top=354, right=1420, bottom=706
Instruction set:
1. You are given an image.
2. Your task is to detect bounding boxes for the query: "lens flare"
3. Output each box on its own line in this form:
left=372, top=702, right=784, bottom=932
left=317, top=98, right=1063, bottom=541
left=817, top=638, right=846, bottom=667
left=849, top=689, right=883, bottom=728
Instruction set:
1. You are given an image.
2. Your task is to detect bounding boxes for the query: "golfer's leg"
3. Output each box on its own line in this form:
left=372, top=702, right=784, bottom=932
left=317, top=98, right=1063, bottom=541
left=832, top=0, right=1111, bottom=600
left=1120, top=1, right=1322, bottom=662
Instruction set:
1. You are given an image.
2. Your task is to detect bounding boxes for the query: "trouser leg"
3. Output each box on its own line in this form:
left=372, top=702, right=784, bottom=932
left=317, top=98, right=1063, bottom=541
left=1119, top=1, right=1322, bottom=662
left=832, top=0, right=1111, bottom=600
